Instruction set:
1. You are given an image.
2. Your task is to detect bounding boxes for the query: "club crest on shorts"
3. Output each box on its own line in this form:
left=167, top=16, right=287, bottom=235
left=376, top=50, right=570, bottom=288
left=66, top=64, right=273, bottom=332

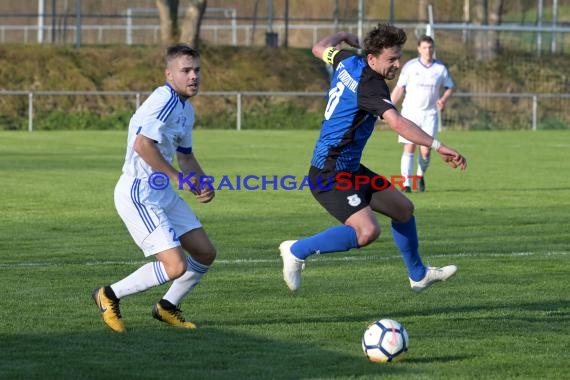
left=347, top=194, right=361, bottom=207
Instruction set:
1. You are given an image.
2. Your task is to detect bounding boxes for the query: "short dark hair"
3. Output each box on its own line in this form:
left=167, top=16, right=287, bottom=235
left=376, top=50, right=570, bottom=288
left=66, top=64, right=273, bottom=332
left=165, top=44, right=200, bottom=66
left=418, top=35, right=435, bottom=46
left=363, top=23, right=407, bottom=56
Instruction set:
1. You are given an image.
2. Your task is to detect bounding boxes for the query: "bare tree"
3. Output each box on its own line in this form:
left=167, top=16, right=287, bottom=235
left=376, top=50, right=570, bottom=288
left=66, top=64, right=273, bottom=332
left=473, top=0, right=487, bottom=60
left=180, top=0, right=207, bottom=47
left=488, top=0, right=504, bottom=55
left=157, top=0, right=179, bottom=45
left=418, top=0, right=428, bottom=23
left=473, top=0, right=504, bottom=60
left=463, top=0, right=470, bottom=24
left=156, top=0, right=207, bottom=47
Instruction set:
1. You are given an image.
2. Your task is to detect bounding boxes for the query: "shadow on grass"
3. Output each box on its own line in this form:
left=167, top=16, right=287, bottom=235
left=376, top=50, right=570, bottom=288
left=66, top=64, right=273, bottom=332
left=0, top=327, right=420, bottom=380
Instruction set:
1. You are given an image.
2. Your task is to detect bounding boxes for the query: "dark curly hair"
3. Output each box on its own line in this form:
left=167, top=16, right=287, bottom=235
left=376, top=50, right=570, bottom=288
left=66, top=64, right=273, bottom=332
left=363, top=23, right=407, bottom=56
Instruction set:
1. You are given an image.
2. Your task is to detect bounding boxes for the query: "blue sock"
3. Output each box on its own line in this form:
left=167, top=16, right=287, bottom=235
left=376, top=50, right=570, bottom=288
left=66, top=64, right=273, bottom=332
left=291, top=225, right=359, bottom=260
left=391, top=216, right=426, bottom=281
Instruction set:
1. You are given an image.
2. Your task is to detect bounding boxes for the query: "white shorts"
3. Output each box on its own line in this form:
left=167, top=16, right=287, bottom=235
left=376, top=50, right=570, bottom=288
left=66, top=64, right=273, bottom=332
left=398, top=109, right=438, bottom=144
left=114, top=174, right=201, bottom=257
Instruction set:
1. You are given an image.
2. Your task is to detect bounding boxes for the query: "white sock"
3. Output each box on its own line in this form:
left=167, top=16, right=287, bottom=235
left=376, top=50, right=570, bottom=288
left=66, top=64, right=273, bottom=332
left=417, top=154, right=431, bottom=177
left=401, top=152, right=414, bottom=186
left=162, top=256, right=210, bottom=306
left=111, top=261, right=170, bottom=299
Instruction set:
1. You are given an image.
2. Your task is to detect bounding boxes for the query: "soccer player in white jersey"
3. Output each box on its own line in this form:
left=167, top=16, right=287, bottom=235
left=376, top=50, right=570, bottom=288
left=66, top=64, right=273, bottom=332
left=391, top=35, right=455, bottom=192
left=92, top=44, right=217, bottom=333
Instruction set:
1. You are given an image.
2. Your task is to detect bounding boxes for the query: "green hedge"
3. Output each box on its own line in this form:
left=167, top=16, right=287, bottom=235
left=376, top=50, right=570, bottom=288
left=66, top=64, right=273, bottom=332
left=2, top=100, right=568, bottom=131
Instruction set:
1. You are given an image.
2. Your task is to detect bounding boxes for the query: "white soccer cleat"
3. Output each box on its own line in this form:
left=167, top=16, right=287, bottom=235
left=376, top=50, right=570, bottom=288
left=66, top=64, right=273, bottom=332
left=409, top=265, right=458, bottom=293
left=279, top=240, right=305, bottom=291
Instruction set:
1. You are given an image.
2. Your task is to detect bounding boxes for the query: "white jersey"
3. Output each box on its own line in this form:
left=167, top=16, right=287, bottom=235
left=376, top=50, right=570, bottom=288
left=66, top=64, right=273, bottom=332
left=121, top=83, right=194, bottom=179
left=397, top=58, right=454, bottom=113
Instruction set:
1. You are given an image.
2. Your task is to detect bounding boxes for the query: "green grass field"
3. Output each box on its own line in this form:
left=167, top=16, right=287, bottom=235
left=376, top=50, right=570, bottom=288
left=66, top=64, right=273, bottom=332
left=0, top=130, right=569, bottom=379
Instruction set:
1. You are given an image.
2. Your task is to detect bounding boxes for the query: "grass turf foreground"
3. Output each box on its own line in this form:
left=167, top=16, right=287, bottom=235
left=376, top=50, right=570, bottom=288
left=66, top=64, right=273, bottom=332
left=0, top=130, right=568, bottom=379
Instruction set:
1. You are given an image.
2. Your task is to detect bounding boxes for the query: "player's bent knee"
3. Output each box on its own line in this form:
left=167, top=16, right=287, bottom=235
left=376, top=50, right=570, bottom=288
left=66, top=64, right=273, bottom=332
left=393, top=200, right=414, bottom=223
left=203, top=248, right=217, bottom=264
left=356, top=226, right=381, bottom=247
left=191, top=247, right=217, bottom=266
left=164, top=260, right=187, bottom=279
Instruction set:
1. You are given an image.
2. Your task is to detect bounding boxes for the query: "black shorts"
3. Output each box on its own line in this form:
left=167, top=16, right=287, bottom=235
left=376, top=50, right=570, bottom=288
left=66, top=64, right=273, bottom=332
left=308, top=164, right=391, bottom=223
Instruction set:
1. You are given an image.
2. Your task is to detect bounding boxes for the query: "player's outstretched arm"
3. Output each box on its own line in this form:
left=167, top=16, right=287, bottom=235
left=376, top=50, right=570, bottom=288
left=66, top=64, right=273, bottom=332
left=434, top=143, right=467, bottom=170
left=383, top=108, right=467, bottom=170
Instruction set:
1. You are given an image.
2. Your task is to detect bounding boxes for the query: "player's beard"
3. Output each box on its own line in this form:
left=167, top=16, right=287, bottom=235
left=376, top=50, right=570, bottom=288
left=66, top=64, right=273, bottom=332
left=385, top=69, right=398, bottom=80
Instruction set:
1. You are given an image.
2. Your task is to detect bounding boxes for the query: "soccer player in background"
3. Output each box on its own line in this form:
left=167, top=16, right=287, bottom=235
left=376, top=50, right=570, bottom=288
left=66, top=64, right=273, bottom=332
left=280, top=24, right=466, bottom=293
left=92, top=44, right=217, bottom=333
left=391, top=35, right=455, bottom=192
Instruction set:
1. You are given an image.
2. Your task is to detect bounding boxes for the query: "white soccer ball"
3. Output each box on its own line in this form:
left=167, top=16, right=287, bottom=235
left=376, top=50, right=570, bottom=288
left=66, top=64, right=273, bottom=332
left=362, top=319, right=409, bottom=363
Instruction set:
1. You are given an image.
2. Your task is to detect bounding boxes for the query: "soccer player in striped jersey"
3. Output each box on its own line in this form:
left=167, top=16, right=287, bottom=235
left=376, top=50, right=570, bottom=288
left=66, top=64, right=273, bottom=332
left=92, top=44, right=216, bottom=333
left=280, top=24, right=466, bottom=294
left=391, top=35, right=455, bottom=192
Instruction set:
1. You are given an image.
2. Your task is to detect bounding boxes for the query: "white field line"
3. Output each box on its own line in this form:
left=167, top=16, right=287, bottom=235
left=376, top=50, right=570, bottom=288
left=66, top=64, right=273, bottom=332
left=0, top=251, right=568, bottom=269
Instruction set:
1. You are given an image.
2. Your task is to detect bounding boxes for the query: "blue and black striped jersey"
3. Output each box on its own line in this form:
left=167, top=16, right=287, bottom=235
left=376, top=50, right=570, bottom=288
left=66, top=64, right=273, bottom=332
left=311, top=49, right=396, bottom=172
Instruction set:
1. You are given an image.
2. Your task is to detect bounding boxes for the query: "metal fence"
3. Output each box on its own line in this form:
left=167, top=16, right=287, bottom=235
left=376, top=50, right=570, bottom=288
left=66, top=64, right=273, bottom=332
left=0, top=21, right=415, bottom=46
left=1, top=90, right=569, bottom=132
left=3, top=20, right=570, bottom=54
